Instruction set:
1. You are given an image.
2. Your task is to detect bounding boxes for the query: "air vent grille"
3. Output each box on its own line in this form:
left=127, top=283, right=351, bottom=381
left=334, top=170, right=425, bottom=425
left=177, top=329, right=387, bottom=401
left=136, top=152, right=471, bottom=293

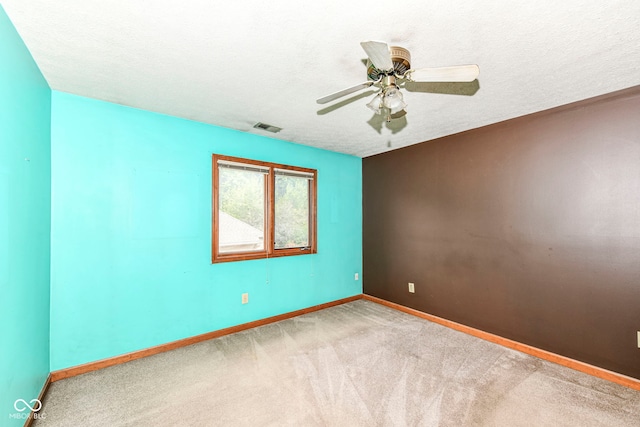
left=253, top=122, right=282, bottom=133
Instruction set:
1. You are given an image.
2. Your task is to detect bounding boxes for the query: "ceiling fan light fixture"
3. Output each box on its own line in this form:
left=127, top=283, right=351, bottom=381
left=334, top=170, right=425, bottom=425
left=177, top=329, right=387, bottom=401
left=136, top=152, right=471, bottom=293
left=366, top=92, right=383, bottom=114
left=316, top=41, right=478, bottom=122
left=382, top=86, right=407, bottom=114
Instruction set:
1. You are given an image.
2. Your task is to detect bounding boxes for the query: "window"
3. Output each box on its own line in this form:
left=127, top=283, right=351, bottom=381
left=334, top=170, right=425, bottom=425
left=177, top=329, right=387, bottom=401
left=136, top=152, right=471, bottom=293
left=212, top=154, right=317, bottom=263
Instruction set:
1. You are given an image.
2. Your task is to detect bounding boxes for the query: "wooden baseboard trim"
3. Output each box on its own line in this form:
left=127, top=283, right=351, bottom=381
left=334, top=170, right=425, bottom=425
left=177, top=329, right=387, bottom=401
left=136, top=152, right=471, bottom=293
left=23, top=373, right=51, bottom=427
left=362, top=294, right=640, bottom=391
left=50, top=293, right=638, bottom=390
left=50, top=294, right=362, bottom=382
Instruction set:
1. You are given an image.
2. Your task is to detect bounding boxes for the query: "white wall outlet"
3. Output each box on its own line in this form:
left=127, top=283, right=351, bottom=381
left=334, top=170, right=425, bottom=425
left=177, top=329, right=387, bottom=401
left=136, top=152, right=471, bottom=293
left=637, top=331, right=640, bottom=348
left=354, top=273, right=359, bottom=280
left=242, top=293, right=249, bottom=304
left=408, top=282, right=415, bottom=293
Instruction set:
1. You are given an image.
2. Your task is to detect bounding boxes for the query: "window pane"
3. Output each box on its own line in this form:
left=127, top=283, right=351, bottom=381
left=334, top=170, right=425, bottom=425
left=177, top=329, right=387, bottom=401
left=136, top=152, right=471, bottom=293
left=218, top=167, right=265, bottom=253
left=274, top=175, right=310, bottom=249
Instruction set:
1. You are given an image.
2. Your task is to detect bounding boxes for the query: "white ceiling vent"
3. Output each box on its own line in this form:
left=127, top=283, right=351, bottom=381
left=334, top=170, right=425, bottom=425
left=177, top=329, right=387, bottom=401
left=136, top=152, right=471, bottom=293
left=253, top=122, right=282, bottom=133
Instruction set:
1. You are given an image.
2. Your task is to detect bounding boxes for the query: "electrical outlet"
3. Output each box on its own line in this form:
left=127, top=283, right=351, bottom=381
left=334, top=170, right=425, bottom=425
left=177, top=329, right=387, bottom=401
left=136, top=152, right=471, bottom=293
left=242, top=293, right=249, bottom=304
left=354, top=273, right=359, bottom=280
left=637, top=331, right=640, bottom=348
left=408, top=282, right=415, bottom=293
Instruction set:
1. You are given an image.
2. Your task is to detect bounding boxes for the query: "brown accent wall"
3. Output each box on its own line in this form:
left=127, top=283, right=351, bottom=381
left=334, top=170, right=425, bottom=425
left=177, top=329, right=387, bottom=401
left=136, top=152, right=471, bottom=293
left=363, top=86, right=640, bottom=380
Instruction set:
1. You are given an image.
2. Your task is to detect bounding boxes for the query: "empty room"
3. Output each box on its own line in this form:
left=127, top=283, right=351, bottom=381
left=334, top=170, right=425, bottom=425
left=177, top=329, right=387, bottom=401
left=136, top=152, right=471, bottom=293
left=1, top=1, right=639, bottom=426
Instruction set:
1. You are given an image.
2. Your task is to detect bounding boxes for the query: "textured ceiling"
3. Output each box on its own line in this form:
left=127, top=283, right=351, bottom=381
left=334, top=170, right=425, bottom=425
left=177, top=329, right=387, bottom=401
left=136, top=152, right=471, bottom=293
left=3, top=1, right=640, bottom=157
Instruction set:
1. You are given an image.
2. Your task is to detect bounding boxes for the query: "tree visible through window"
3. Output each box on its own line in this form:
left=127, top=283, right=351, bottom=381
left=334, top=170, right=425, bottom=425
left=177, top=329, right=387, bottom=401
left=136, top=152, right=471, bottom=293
left=218, top=166, right=266, bottom=253
left=212, top=155, right=317, bottom=263
left=275, top=171, right=312, bottom=249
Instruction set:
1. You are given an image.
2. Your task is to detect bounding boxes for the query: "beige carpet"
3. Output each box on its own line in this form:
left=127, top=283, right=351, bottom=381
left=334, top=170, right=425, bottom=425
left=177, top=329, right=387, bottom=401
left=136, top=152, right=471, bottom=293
left=34, top=300, right=640, bottom=426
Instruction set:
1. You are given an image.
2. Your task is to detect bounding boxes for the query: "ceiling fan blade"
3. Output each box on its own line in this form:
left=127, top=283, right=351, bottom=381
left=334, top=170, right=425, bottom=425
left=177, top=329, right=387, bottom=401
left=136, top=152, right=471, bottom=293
left=406, top=64, right=479, bottom=82
left=360, top=41, right=394, bottom=72
left=316, top=81, right=375, bottom=104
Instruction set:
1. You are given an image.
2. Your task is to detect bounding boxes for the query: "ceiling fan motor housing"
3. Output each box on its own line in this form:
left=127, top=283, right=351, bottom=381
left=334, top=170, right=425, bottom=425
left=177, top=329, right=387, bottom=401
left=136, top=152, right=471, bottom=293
left=367, top=46, right=411, bottom=80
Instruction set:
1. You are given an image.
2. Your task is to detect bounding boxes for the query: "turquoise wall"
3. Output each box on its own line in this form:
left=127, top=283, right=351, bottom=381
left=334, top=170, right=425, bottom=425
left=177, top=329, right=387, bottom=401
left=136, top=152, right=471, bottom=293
left=0, top=6, right=51, bottom=425
left=50, top=91, right=362, bottom=370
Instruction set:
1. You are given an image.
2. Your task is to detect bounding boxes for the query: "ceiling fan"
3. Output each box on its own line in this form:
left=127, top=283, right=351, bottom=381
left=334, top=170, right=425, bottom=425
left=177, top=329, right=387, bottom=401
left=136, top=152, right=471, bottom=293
left=317, top=41, right=479, bottom=121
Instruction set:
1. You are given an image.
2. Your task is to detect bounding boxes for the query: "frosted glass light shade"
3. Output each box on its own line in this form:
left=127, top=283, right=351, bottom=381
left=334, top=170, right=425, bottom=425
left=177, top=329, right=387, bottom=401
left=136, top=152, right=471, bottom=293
left=366, top=93, right=383, bottom=114
left=382, top=87, right=406, bottom=114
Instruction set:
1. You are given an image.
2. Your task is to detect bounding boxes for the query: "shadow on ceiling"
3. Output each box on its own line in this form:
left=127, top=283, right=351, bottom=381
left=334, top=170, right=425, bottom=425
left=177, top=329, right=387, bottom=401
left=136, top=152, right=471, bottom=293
left=316, top=80, right=478, bottom=135
left=367, top=110, right=408, bottom=134
left=317, top=80, right=479, bottom=115
left=316, top=90, right=377, bottom=115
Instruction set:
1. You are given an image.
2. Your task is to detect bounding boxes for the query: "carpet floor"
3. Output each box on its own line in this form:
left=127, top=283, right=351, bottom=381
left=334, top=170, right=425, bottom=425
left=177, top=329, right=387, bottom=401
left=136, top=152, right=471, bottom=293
left=34, top=300, right=640, bottom=426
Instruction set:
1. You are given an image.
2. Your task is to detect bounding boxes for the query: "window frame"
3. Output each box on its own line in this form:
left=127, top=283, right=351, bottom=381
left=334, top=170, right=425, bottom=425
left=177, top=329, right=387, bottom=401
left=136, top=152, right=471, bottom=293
left=212, top=154, right=317, bottom=263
